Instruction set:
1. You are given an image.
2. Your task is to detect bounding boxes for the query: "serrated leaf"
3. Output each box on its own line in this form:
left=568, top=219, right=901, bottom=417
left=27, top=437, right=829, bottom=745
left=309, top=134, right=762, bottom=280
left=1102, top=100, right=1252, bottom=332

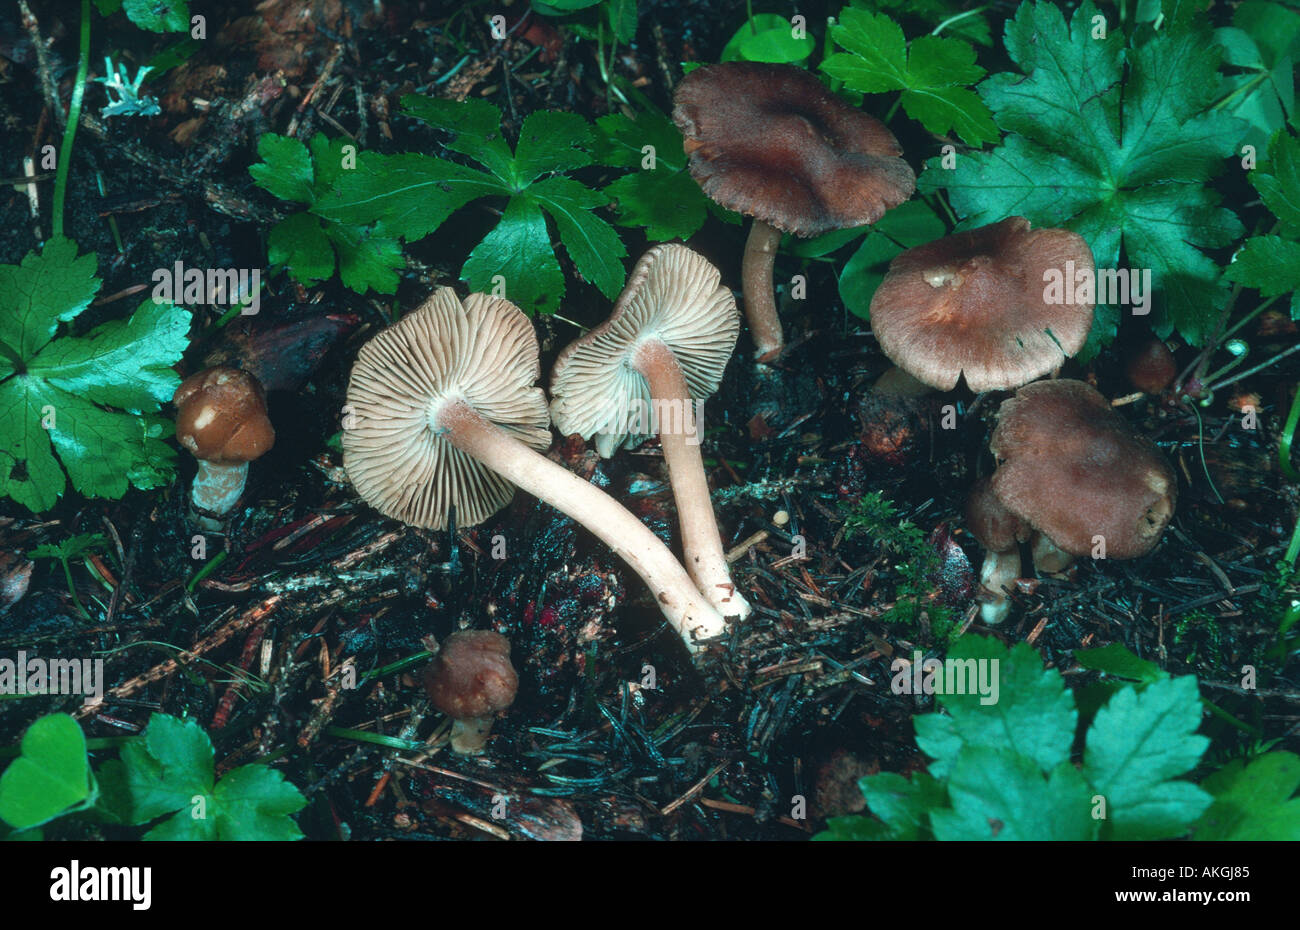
left=268, top=214, right=335, bottom=285
left=513, top=111, right=596, bottom=185
left=1083, top=676, right=1212, bottom=839
left=930, top=749, right=1097, bottom=840
left=530, top=176, right=626, bottom=299
left=1193, top=751, right=1300, bottom=840
left=249, top=134, right=316, bottom=205
left=0, top=237, right=99, bottom=363
left=1250, top=130, right=1300, bottom=236
left=400, top=95, right=515, bottom=183
left=603, top=172, right=707, bottom=242
left=1223, top=236, right=1300, bottom=301
left=462, top=197, right=565, bottom=315
left=325, top=224, right=403, bottom=295
left=855, top=771, right=946, bottom=840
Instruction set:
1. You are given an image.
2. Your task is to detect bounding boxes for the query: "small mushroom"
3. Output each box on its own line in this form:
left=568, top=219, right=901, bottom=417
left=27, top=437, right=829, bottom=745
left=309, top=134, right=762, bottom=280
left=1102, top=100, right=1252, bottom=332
left=173, top=366, right=275, bottom=530
left=989, top=379, right=1177, bottom=573
left=1125, top=339, right=1177, bottom=395
left=342, top=289, right=727, bottom=651
left=550, top=245, right=750, bottom=621
left=869, top=217, right=1096, bottom=392
left=423, top=631, right=518, bottom=754
left=964, top=476, right=1029, bottom=625
left=673, top=62, right=915, bottom=362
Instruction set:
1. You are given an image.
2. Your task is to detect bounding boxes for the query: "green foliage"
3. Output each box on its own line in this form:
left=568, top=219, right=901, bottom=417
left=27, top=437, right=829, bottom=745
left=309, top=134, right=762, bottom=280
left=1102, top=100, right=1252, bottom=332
left=0, top=238, right=190, bottom=513
left=533, top=0, right=638, bottom=45
left=841, top=492, right=954, bottom=632
left=306, top=97, right=626, bottom=314
left=0, top=715, right=95, bottom=832
left=722, top=15, right=815, bottom=65
left=249, top=134, right=405, bottom=294
left=821, top=8, right=997, bottom=145
left=97, top=714, right=306, bottom=840
left=918, top=1, right=1246, bottom=353
left=1223, top=130, right=1300, bottom=319
left=816, top=637, right=1221, bottom=840
left=1194, top=750, right=1300, bottom=839
left=1212, top=1, right=1300, bottom=149
left=823, top=200, right=948, bottom=318
left=103, top=0, right=191, bottom=33
left=596, top=104, right=713, bottom=242
left=853, top=0, right=992, bottom=46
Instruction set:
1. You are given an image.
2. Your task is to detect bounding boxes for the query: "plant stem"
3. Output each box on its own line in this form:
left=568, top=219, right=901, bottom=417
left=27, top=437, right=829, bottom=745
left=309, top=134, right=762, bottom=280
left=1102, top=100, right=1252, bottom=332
left=52, top=0, right=91, bottom=241
left=59, top=555, right=89, bottom=619
left=931, top=5, right=988, bottom=36
left=1280, top=382, right=1300, bottom=485
left=1205, top=342, right=1300, bottom=396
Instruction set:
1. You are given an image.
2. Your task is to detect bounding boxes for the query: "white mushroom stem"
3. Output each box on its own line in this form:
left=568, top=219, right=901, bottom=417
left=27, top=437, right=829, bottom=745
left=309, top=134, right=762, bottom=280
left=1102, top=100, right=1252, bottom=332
left=437, top=400, right=727, bottom=651
left=741, top=220, right=786, bottom=363
left=977, top=547, right=1020, bottom=626
left=1031, top=532, right=1075, bottom=576
left=449, top=716, right=495, bottom=755
left=635, top=339, right=752, bottom=623
left=191, top=460, right=249, bottom=527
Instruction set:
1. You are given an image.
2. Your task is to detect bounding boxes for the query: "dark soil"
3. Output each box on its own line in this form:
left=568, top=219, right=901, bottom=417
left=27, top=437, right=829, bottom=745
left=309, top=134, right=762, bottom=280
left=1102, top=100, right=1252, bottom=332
left=1, top=0, right=1297, bottom=841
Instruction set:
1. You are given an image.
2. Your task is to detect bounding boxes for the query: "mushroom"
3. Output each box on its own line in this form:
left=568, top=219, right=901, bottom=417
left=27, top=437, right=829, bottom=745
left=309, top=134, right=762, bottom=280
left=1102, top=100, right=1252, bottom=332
left=342, top=288, right=727, bottom=651
left=1125, top=339, right=1177, bottom=395
left=173, top=366, right=275, bottom=530
left=869, top=217, right=1096, bottom=392
left=964, top=476, right=1029, bottom=625
left=672, top=62, right=915, bottom=363
left=988, top=379, right=1177, bottom=576
left=423, top=630, right=518, bottom=754
left=550, top=245, right=751, bottom=622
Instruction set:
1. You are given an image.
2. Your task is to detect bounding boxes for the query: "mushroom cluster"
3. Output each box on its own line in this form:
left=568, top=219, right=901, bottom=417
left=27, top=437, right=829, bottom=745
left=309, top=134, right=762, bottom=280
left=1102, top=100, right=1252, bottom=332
left=967, top=380, right=1178, bottom=623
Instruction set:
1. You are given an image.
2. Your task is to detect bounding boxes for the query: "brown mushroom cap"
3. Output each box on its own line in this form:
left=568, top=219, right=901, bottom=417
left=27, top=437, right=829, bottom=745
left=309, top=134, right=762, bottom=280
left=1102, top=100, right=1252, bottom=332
left=423, top=630, right=518, bottom=720
left=550, top=244, right=739, bottom=455
left=342, top=289, right=553, bottom=530
left=1125, top=339, right=1177, bottom=395
left=173, top=367, right=275, bottom=464
left=868, top=217, right=1096, bottom=392
left=965, top=476, right=1029, bottom=552
left=989, top=380, right=1176, bottom=559
left=672, top=62, right=916, bottom=237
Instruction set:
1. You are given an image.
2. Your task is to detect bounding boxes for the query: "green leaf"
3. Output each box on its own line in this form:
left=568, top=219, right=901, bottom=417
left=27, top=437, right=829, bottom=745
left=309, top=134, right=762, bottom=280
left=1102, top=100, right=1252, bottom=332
left=820, top=8, right=995, bottom=145
left=30, top=300, right=190, bottom=412
left=400, top=95, right=515, bottom=183
left=462, top=197, right=566, bottom=316
left=0, top=715, right=93, bottom=831
left=1223, top=235, right=1300, bottom=304
left=0, top=244, right=189, bottom=512
left=1074, top=642, right=1167, bottom=685
left=326, top=224, right=404, bottom=295
left=931, top=749, right=1098, bottom=840
left=29, top=532, right=107, bottom=563
left=597, top=108, right=711, bottom=241
left=1193, top=751, right=1300, bottom=840
left=855, top=771, right=946, bottom=840
left=248, top=134, right=316, bottom=205
left=0, top=237, right=99, bottom=364
left=813, top=814, right=893, bottom=840
left=722, top=15, right=815, bottom=65
left=836, top=200, right=948, bottom=317
left=104, top=713, right=305, bottom=841
left=920, top=0, right=1246, bottom=348
left=530, top=176, right=627, bottom=299
left=513, top=111, right=596, bottom=186
left=607, top=0, right=637, bottom=44
left=268, top=214, right=335, bottom=285
left=1250, top=130, right=1300, bottom=236
left=1083, top=676, right=1212, bottom=839
left=122, top=0, right=189, bottom=32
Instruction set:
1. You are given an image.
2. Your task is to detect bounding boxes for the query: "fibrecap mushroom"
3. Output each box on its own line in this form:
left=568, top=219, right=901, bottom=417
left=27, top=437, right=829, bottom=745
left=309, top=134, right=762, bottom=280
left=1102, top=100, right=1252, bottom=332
left=423, top=630, right=519, bottom=755
left=342, top=288, right=728, bottom=651
left=673, top=61, right=915, bottom=362
left=173, top=366, right=275, bottom=530
left=550, top=244, right=750, bottom=622
left=869, top=217, right=1096, bottom=392
left=964, top=476, right=1029, bottom=625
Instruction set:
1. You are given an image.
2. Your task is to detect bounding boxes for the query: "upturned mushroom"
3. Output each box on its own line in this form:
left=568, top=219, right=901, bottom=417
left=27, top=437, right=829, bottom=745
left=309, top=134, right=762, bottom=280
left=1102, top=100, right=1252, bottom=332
left=673, top=61, right=915, bottom=362
left=342, top=288, right=727, bottom=651
left=423, top=630, right=518, bottom=754
left=550, top=245, right=750, bottom=621
left=869, top=217, right=1096, bottom=392
left=964, top=476, right=1029, bottom=625
left=173, top=366, right=275, bottom=530
left=986, top=379, right=1176, bottom=579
